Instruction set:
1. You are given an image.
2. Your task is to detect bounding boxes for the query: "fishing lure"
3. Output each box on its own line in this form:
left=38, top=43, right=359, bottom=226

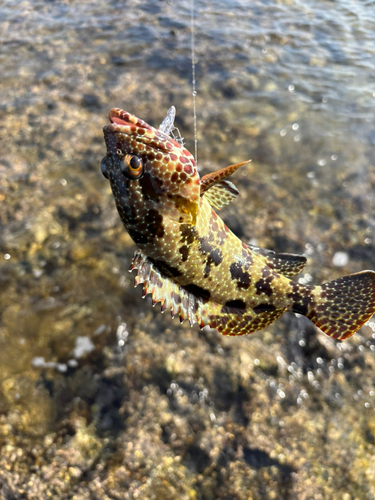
left=101, top=107, right=375, bottom=339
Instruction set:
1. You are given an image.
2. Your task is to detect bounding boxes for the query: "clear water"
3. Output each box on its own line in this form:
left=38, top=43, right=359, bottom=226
left=1, top=0, right=375, bottom=497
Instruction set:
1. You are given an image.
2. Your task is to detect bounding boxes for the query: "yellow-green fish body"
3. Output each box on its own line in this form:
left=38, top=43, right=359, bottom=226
left=102, top=107, right=375, bottom=339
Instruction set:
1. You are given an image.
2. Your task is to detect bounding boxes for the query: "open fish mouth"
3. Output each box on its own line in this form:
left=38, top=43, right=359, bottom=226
left=108, top=108, right=152, bottom=130
left=104, top=108, right=180, bottom=152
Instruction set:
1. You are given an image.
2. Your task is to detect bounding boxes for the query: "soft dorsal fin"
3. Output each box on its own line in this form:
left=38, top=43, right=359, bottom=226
left=248, top=244, right=307, bottom=278
left=203, top=179, right=239, bottom=210
left=200, top=160, right=251, bottom=194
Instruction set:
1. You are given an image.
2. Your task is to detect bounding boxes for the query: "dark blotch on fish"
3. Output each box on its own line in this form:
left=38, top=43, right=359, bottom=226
left=180, top=224, right=198, bottom=244
left=225, top=299, right=246, bottom=309
left=203, top=249, right=224, bottom=278
left=179, top=245, right=190, bottom=262
left=199, top=236, right=213, bottom=255
left=255, top=278, right=273, bottom=297
left=255, top=267, right=275, bottom=297
left=203, top=264, right=211, bottom=277
left=145, top=209, right=165, bottom=238
left=140, top=173, right=163, bottom=201
left=292, top=303, right=308, bottom=315
left=183, top=284, right=211, bottom=302
left=230, top=262, right=251, bottom=290
left=209, top=248, right=223, bottom=266
left=253, top=303, right=276, bottom=313
left=128, top=229, right=150, bottom=245
left=150, top=258, right=182, bottom=278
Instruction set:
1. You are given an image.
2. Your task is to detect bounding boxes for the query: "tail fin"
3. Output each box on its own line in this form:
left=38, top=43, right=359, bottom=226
left=293, top=271, right=375, bottom=340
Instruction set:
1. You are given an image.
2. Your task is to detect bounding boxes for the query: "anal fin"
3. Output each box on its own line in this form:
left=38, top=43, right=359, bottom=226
left=210, top=305, right=287, bottom=336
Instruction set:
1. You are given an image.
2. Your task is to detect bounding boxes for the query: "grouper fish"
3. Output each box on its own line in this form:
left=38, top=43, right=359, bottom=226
left=101, top=107, right=375, bottom=340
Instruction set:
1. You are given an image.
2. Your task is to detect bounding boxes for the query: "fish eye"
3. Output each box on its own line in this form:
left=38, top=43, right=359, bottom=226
left=129, top=155, right=142, bottom=172
left=120, top=154, right=144, bottom=180
left=101, top=156, right=109, bottom=179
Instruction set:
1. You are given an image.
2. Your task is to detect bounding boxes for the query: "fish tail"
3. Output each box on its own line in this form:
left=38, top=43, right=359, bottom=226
left=292, top=271, right=375, bottom=340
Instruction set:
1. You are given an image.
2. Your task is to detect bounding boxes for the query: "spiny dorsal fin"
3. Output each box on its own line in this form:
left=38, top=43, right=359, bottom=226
left=203, top=179, right=239, bottom=210
left=200, top=160, right=251, bottom=194
left=248, top=244, right=307, bottom=278
left=129, top=249, right=212, bottom=327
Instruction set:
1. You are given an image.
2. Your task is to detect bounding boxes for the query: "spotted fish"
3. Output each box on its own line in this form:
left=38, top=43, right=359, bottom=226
left=101, top=107, right=375, bottom=340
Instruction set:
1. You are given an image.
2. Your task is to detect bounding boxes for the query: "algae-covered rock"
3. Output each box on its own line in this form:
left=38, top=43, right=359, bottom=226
left=1, top=0, right=375, bottom=498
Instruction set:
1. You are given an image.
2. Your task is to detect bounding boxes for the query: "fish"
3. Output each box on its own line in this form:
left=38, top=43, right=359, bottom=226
left=101, top=107, right=375, bottom=340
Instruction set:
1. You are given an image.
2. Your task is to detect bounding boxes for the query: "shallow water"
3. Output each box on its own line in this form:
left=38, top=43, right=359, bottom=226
left=1, top=0, right=375, bottom=498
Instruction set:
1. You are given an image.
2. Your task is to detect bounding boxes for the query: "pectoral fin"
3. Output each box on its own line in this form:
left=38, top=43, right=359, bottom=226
left=203, top=180, right=239, bottom=210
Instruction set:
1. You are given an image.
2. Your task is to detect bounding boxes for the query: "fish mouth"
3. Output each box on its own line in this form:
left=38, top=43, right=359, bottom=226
left=108, top=108, right=152, bottom=130
left=104, top=108, right=177, bottom=153
left=104, top=108, right=155, bottom=151
left=110, top=115, right=129, bottom=126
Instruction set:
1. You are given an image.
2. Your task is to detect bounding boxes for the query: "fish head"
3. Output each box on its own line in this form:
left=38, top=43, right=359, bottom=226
left=102, top=108, right=200, bottom=226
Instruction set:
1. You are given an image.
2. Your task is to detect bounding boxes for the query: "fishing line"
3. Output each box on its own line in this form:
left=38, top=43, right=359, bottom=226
left=191, top=0, right=198, bottom=164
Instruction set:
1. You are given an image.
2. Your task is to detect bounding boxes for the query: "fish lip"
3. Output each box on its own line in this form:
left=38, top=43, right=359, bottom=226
left=109, top=109, right=131, bottom=126
left=104, top=108, right=176, bottom=153
left=108, top=108, right=151, bottom=129
left=105, top=108, right=153, bottom=142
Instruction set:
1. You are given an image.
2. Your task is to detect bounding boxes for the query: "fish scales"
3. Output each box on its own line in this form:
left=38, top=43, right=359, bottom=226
left=102, top=107, right=375, bottom=340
